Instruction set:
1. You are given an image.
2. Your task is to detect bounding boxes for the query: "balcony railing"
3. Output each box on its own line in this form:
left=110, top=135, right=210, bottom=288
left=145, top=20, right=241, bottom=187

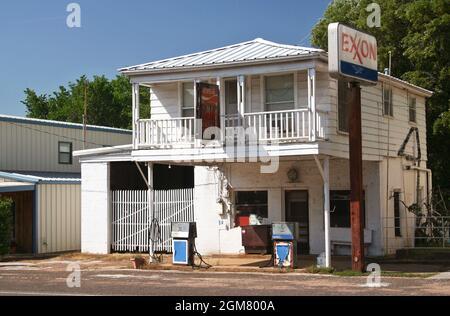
left=138, top=117, right=195, bottom=147
left=136, top=109, right=326, bottom=148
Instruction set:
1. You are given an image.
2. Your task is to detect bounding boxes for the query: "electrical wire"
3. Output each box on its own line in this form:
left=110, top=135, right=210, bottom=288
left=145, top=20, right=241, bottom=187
left=191, top=241, right=212, bottom=269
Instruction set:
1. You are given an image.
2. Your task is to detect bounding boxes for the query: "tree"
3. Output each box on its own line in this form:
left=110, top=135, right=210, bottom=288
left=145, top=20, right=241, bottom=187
left=0, top=197, right=13, bottom=255
left=22, top=75, right=150, bottom=130
left=311, top=0, right=450, bottom=190
left=22, top=88, right=50, bottom=119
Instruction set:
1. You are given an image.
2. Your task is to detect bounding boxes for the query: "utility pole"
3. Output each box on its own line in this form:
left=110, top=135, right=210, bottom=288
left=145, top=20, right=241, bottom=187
left=349, top=82, right=365, bottom=272
left=83, top=82, right=88, bottom=150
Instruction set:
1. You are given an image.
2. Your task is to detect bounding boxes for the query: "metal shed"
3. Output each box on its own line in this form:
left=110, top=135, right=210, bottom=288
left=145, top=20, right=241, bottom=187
left=0, top=171, right=81, bottom=254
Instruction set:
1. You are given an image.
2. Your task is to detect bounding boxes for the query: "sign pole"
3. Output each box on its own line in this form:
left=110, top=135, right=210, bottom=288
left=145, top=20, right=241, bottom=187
left=328, top=22, right=377, bottom=271
left=349, top=82, right=365, bottom=272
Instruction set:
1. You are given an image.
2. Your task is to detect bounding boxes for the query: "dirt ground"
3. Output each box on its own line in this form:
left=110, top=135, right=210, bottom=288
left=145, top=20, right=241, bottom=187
left=1, top=252, right=449, bottom=276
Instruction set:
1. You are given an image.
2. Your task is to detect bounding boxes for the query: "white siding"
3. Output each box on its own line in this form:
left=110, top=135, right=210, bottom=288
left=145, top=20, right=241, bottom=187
left=0, top=120, right=131, bottom=173
left=81, top=162, right=111, bottom=254
left=37, top=183, right=81, bottom=254
left=194, top=159, right=384, bottom=256
left=379, top=157, right=430, bottom=254
left=149, top=82, right=180, bottom=119
left=319, top=75, right=428, bottom=162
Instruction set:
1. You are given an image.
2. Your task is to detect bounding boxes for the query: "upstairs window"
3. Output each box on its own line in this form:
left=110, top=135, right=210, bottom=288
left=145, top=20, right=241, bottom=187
left=265, top=74, right=295, bottom=112
left=409, top=96, right=417, bottom=123
left=58, top=142, right=73, bottom=165
left=383, top=85, right=393, bottom=117
left=338, top=80, right=350, bottom=133
left=182, top=82, right=195, bottom=117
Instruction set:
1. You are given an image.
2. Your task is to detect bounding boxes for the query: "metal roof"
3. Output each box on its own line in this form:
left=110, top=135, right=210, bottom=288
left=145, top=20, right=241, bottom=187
left=119, top=38, right=324, bottom=73
left=0, top=171, right=81, bottom=184
left=0, top=114, right=132, bottom=135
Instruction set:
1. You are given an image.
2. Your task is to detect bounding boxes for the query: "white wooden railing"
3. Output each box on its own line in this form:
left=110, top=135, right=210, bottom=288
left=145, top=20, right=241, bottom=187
left=137, top=109, right=326, bottom=147
left=138, top=117, right=195, bottom=147
left=243, top=108, right=310, bottom=142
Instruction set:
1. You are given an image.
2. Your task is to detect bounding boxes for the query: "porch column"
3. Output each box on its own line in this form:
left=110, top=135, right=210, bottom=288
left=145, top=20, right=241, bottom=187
left=218, top=77, right=225, bottom=142
left=314, top=155, right=331, bottom=268
left=307, top=68, right=316, bottom=142
left=323, top=156, right=331, bottom=268
left=147, top=163, right=155, bottom=261
left=237, top=75, right=245, bottom=124
left=193, top=80, right=200, bottom=141
left=132, top=83, right=140, bottom=149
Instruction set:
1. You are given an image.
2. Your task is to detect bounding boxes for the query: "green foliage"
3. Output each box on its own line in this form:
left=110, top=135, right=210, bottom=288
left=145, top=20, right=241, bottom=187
left=0, top=198, right=13, bottom=255
left=311, top=0, right=450, bottom=190
left=22, top=75, right=150, bottom=130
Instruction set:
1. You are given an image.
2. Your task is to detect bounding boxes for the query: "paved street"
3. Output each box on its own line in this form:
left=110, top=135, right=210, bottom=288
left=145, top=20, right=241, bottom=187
left=0, top=266, right=449, bottom=296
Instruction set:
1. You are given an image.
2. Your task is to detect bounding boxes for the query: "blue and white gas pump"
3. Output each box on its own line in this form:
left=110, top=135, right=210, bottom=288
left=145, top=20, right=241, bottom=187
left=171, top=222, right=197, bottom=266
left=272, top=222, right=299, bottom=268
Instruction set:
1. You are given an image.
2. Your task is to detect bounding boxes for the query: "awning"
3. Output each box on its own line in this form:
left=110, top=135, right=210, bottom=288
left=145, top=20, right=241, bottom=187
left=0, top=171, right=81, bottom=185
left=0, top=181, right=35, bottom=193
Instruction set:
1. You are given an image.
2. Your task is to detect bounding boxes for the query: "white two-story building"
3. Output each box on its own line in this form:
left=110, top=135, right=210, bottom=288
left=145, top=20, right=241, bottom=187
left=75, top=38, right=432, bottom=259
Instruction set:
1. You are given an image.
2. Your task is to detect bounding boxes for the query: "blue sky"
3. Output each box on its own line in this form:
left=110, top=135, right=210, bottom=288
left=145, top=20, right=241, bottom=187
left=0, top=0, right=331, bottom=116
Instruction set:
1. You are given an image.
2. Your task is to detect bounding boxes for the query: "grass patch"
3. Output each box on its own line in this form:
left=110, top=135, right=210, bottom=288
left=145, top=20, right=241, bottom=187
left=304, top=265, right=335, bottom=274
left=304, top=265, right=436, bottom=278
left=333, top=270, right=369, bottom=277
left=380, top=271, right=436, bottom=278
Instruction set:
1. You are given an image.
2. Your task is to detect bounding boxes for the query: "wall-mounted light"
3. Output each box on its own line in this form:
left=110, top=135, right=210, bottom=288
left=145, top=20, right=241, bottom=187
left=287, top=168, right=299, bottom=182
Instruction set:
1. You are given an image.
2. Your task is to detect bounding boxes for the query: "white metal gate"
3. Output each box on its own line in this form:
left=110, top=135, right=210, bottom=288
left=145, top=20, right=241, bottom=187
left=111, top=188, right=194, bottom=253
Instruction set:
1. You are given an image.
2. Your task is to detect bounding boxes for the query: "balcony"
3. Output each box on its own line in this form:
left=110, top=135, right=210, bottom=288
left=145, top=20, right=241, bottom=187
left=136, top=108, right=326, bottom=148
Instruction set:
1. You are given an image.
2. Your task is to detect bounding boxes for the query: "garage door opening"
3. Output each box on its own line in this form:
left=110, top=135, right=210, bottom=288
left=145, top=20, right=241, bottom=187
left=110, top=162, right=194, bottom=191
left=0, top=191, right=34, bottom=254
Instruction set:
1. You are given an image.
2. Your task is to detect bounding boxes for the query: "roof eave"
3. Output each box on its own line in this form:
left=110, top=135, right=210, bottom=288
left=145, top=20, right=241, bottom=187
left=73, top=144, right=133, bottom=157
left=0, top=171, right=40, bottom=184
left=119, top=53, right=326, bottom=77
left=378, top=73, right=433, bottom=98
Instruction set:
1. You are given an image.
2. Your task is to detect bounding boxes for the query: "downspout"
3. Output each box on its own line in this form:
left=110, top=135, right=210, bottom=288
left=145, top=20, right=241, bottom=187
left=384, top=55, right=392, bottom=255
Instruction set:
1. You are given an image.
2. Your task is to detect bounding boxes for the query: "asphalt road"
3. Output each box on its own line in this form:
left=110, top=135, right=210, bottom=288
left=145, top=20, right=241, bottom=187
left=0, top=267, right=449, bottom=296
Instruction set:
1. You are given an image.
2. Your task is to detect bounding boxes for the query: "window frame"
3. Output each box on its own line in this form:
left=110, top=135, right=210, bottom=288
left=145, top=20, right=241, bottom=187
left=408, top=95, right=417, bottom=124
left=179, top=81, right=195, bottom=118
left=58, top=141, right=73, bottom=165
left=330, top=190, right=366, bottom=228
left=263, top=72, right=297, bottom=112
left=382, top=84, right=394, bottom=117
left=337, top=80, right=350, bottom=134
left=393, top=191, right=402, bottom=237
left=234, top=190, right=269, bottom=227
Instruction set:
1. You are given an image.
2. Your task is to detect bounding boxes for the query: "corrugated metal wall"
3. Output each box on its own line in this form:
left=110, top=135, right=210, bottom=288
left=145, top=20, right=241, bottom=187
left=37, top=183, right=81, bottom=254
left=0, top=119, right=131, bottom=173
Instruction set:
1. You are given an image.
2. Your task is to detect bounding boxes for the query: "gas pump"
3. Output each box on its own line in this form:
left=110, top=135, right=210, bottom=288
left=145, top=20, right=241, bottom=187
left=272, top=222, right=298, bottom=268
left=171, top=222, right=197, bottom=266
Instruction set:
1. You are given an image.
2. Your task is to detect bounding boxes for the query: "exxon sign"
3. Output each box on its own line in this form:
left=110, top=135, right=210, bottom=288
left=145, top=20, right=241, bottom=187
left=328, top=23, right=378, bottom=85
